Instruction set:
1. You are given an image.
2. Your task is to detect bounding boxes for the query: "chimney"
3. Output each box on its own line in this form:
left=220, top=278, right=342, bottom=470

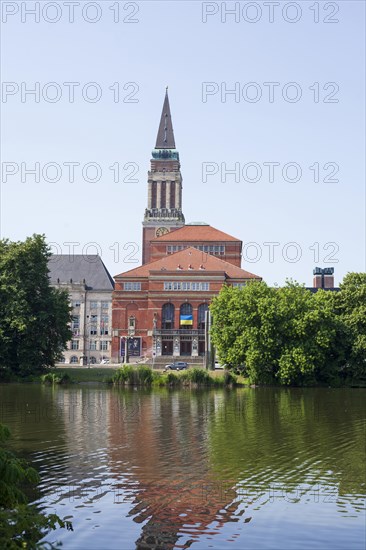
left=313, top=267, right=334, bottom=289
left=323, top=267, right=335, bottom=288
left=313, top=267, right=323, bottom=288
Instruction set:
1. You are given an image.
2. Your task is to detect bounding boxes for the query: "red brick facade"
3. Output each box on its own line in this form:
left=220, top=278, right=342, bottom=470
left=111, top=247, right=261, bottom=362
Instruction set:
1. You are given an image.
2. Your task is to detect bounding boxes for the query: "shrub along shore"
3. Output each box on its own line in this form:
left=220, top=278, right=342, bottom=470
left=112, top=365, right=238, bottom=387
left=17, top=364, right=365, bottom=388
left=39, top=366, right=240, bottom=387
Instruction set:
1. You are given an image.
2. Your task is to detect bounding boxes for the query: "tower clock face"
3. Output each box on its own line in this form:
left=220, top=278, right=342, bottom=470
left=156, top=227, right=169, bottom=237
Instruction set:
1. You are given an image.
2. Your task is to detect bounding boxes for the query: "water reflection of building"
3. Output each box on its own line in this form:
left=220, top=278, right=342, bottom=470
left=107, top=390, right=241, bottom=549
left=5, top=385, right=364, bottom=549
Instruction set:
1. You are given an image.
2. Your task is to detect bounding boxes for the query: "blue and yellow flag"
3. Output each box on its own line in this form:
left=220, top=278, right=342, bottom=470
left=180, top=315, right=193, bottom=326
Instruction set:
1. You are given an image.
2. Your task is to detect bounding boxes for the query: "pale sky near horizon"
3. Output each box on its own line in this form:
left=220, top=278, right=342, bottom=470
left=1, top=0, right=365, bottom=286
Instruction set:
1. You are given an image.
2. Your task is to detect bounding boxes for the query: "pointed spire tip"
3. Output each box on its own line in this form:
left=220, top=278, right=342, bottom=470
left=155, top=88, right=175, bottom=149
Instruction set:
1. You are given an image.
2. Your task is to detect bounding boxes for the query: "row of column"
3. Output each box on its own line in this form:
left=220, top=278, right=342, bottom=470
left=148, top=180, right=181, bottom=210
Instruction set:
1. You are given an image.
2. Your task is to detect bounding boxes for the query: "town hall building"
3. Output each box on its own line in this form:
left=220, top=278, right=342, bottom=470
left=111, top=91, right=262, bottom=363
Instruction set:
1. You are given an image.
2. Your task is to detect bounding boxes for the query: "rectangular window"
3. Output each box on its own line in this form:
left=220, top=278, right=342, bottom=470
left=232, top=282, right=246, bottom=288
left=163, top=282, right=210, bottom=291
left=101, top=301, right=109, bottom=310
left=124, top=282, right=141, bottom=291
left=71, top=315, right=80, bottom=336
left=89, top=340, right=97, bottom=351
left=167, top=245, right=186, bottom=254
left=100, top=341, right=108, bottom=351
left=71, top=315, right=80, bottom=329
left=71, top=340, right=79, bottom=350
left=194, top=245, right=225, bottom=255
left=101, top=314, right=109, bottom=335
left=73, top=300, right=81, bottom=308
left=90, top=301, right=98, bottom=309
left=90, top=326, right=97, bottom=336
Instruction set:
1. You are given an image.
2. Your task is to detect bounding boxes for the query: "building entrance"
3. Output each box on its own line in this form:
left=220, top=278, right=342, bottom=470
left=180, top=340, right=192, bottom=356
left=198, top=341, right=205, bottom=356
left=162, top=340, right=173, bottom=355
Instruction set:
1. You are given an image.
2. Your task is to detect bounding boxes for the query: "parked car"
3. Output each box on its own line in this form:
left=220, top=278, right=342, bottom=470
left=164, top=361, right=188, bottom=371
left=100, top=359, right=110, bottom=364
left=214, top=361, right=224, bottom=370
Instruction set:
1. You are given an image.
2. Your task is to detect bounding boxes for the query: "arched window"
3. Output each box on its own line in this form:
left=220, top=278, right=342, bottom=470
left=70, top=355, right=78, bottom=364
left=162, top=303, right=175, bottom=329
left=180, top=303, right=193, bottom=329
left=197, top=303, right=209, bottom=330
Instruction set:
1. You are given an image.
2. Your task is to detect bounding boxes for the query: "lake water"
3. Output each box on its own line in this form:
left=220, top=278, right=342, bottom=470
left=0, top=384, right=365, bottom=549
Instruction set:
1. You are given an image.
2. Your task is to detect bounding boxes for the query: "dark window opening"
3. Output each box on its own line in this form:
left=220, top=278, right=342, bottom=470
left=162, top=303, right=175, bottom=329
left=151, top=182, right=157, bottom=209
left=170, top=181, right=175, bottom=208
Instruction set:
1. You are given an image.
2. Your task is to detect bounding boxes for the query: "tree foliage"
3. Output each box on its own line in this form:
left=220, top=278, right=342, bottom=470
left=210, top=275, right=364, bottom=386
left=0, top=423, right=72, bottom=548
left=336, top=272, right=366, bottom=378
left=0, top=235, right=71, bottom=378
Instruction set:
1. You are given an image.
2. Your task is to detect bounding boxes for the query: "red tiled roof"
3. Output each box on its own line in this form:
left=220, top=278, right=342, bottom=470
left=151, top=224, right=241, bottom=243
left=114, top=247, right=261, bottom=280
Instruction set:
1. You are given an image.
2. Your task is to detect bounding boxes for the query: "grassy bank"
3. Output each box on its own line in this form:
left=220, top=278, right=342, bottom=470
left=45, top=367, right=119, bottom=383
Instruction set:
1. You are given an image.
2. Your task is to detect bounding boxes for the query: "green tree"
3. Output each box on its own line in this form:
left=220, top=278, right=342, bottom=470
left=337, top=272, right=366, bottom=379
left=276, top=284, right=345, bottom=385
left=0, top=424, right=72, bottom=548
left=210, top=281, right=345, bottom=386
left=0, top=235, right=71, bottom=378
left=209, top=281, right=281, bottom=383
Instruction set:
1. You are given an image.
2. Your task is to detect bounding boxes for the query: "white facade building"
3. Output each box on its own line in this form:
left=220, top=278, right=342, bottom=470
left=48, top=255, right=114, bottom=365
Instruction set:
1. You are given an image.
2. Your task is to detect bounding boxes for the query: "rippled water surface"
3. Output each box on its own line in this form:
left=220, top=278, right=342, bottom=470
left=1, top=384, right=365, bottom=549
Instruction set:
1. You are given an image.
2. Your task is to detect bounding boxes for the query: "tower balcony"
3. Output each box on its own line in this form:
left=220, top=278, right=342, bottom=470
left=144, top=208, right=185, bottom=222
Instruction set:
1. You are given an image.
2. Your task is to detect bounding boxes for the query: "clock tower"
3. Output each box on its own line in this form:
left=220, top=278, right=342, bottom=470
left=142, top=89, right=185, bottom=264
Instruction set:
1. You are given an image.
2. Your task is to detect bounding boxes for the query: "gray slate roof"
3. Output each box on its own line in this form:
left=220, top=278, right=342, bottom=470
left=48, top=255, right=114, bottom=290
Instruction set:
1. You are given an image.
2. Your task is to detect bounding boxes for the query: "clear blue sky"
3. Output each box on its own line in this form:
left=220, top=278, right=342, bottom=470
left=1, top=1, right=365, bottom=286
